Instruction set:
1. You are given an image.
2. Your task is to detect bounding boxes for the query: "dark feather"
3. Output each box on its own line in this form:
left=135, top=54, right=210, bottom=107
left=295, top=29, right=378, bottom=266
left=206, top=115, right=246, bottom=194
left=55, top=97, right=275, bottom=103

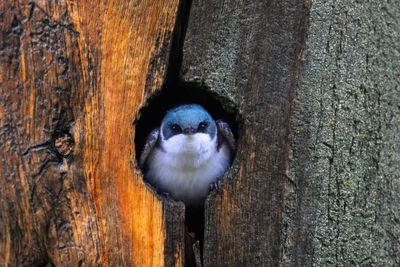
left=216, top=120, right=236, bottom=152
left=139, top=128, right=160, bottom=167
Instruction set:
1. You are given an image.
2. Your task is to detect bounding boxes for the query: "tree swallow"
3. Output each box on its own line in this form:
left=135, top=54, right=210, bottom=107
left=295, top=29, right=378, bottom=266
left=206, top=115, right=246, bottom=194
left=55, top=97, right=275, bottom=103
left=139, top=104, right=236, bottom=206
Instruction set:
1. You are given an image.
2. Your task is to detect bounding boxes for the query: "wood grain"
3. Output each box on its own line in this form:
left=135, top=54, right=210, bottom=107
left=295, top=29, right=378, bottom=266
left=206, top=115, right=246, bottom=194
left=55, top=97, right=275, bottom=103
left=0, top=0, right=182, bottom=266
left=181, top=0, right=310, bottom=266
left=182, top=0, right=400, bottom=266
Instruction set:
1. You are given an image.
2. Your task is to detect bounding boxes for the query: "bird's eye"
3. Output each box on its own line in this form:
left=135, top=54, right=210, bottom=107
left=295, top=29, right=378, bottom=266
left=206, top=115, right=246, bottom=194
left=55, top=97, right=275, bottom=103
left=198, top=121, right=208, bottom=132
left=170, top=124, right=182, bottom=133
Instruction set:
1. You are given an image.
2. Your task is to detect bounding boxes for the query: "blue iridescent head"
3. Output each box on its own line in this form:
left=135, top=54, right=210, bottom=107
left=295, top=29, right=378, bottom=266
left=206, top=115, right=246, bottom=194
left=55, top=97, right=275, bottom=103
left=161, top=104, right=217, bottom=140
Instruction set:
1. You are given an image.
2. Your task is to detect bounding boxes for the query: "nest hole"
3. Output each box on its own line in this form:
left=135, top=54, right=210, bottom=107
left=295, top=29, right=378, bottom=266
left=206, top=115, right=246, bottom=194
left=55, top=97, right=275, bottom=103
left=134, top=82, right=240, bottom=265
left=135, top=83, right=239, bottom=164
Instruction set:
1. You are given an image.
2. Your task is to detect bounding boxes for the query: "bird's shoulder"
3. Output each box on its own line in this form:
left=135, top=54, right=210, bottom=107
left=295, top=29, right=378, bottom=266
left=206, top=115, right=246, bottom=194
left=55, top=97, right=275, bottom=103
left=139, top=128, right=161, bottom=167
left=216, top=120, right=236, bottom=152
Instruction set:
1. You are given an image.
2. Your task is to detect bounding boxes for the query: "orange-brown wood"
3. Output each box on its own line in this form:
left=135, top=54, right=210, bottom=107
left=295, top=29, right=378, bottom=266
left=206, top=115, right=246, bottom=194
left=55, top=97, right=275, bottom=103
left=0, top=0, right=182, bottom=266
left=73, top=0, right=181, bottom=265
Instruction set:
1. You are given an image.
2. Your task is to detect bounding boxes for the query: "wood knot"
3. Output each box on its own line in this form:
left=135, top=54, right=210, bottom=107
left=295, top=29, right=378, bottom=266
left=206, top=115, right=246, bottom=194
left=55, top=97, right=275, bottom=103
left=54, top=134, right=74, bottom=157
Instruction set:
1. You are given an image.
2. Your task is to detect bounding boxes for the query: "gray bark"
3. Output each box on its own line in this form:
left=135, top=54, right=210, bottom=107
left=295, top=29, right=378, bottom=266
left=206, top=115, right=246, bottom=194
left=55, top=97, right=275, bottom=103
left=287, top=1, right=400, bottom=266
left=182, top=0, right=309, bottom=266
left=182, top=0, right=400, bottom=266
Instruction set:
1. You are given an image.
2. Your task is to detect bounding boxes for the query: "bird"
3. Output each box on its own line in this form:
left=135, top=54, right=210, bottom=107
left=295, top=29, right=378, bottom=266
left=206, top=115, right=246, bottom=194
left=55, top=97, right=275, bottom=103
left=139, top=104, right=236, bottom=206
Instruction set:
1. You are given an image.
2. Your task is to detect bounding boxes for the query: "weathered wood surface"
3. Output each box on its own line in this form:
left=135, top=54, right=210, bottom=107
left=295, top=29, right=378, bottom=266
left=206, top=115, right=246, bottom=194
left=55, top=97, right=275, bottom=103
left=0, top=0, right=184, bottom=266
left=287, top=1, right=400, bottom=266
left=1, top=0, right=399, bottom=266
left=181, top=0, right=310, bottom=266
left=182, top=0, right=399, bottom=266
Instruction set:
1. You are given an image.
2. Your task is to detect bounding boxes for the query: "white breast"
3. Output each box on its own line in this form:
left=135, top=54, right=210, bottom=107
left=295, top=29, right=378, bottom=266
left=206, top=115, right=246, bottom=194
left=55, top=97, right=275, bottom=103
left=146, top=133, right=231, bottom=206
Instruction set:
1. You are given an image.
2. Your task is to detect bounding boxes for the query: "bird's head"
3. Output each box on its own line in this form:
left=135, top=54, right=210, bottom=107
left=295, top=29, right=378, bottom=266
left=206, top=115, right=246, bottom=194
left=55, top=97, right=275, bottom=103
left=160, top=104, right=217, bottom=141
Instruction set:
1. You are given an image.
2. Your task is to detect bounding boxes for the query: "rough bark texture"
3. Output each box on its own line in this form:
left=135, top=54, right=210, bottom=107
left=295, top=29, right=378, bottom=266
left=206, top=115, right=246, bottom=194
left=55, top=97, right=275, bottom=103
left=181, top=0, right=310, bottom=266
left=182, top=0, right=399, bottom=266
left=285, top=1, right=400, bottom=266
left=1, top=0, right=399, bottom=266
left=0, top=1, right=184, bottom=266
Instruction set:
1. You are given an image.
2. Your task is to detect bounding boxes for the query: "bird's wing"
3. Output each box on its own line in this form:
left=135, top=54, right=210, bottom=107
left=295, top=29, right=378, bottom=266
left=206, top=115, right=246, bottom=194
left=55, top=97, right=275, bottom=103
left=139, top=128, right=160, bottom=167
left=216, top=120, right=236, bottom=152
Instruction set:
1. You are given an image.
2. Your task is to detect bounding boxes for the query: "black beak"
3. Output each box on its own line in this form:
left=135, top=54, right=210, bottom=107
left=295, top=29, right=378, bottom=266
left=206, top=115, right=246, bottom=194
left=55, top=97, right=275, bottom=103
left=183, top=127, right=196, bottom=135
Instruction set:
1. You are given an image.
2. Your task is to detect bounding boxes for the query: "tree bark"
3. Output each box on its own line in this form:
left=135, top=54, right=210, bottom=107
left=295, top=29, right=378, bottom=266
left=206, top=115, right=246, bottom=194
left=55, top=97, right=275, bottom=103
left=1, top=0, right=399, bottom=266
left=182, top=0, right=399, bottom=266
left=181, top=0, right=310, bottom=266
left=286, top=1, right=400, bottom=266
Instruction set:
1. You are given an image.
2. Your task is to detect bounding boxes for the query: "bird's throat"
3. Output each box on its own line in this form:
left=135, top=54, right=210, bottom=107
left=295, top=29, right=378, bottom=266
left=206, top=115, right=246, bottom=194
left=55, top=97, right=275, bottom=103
left=161, top=133, right=217, bottom=169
